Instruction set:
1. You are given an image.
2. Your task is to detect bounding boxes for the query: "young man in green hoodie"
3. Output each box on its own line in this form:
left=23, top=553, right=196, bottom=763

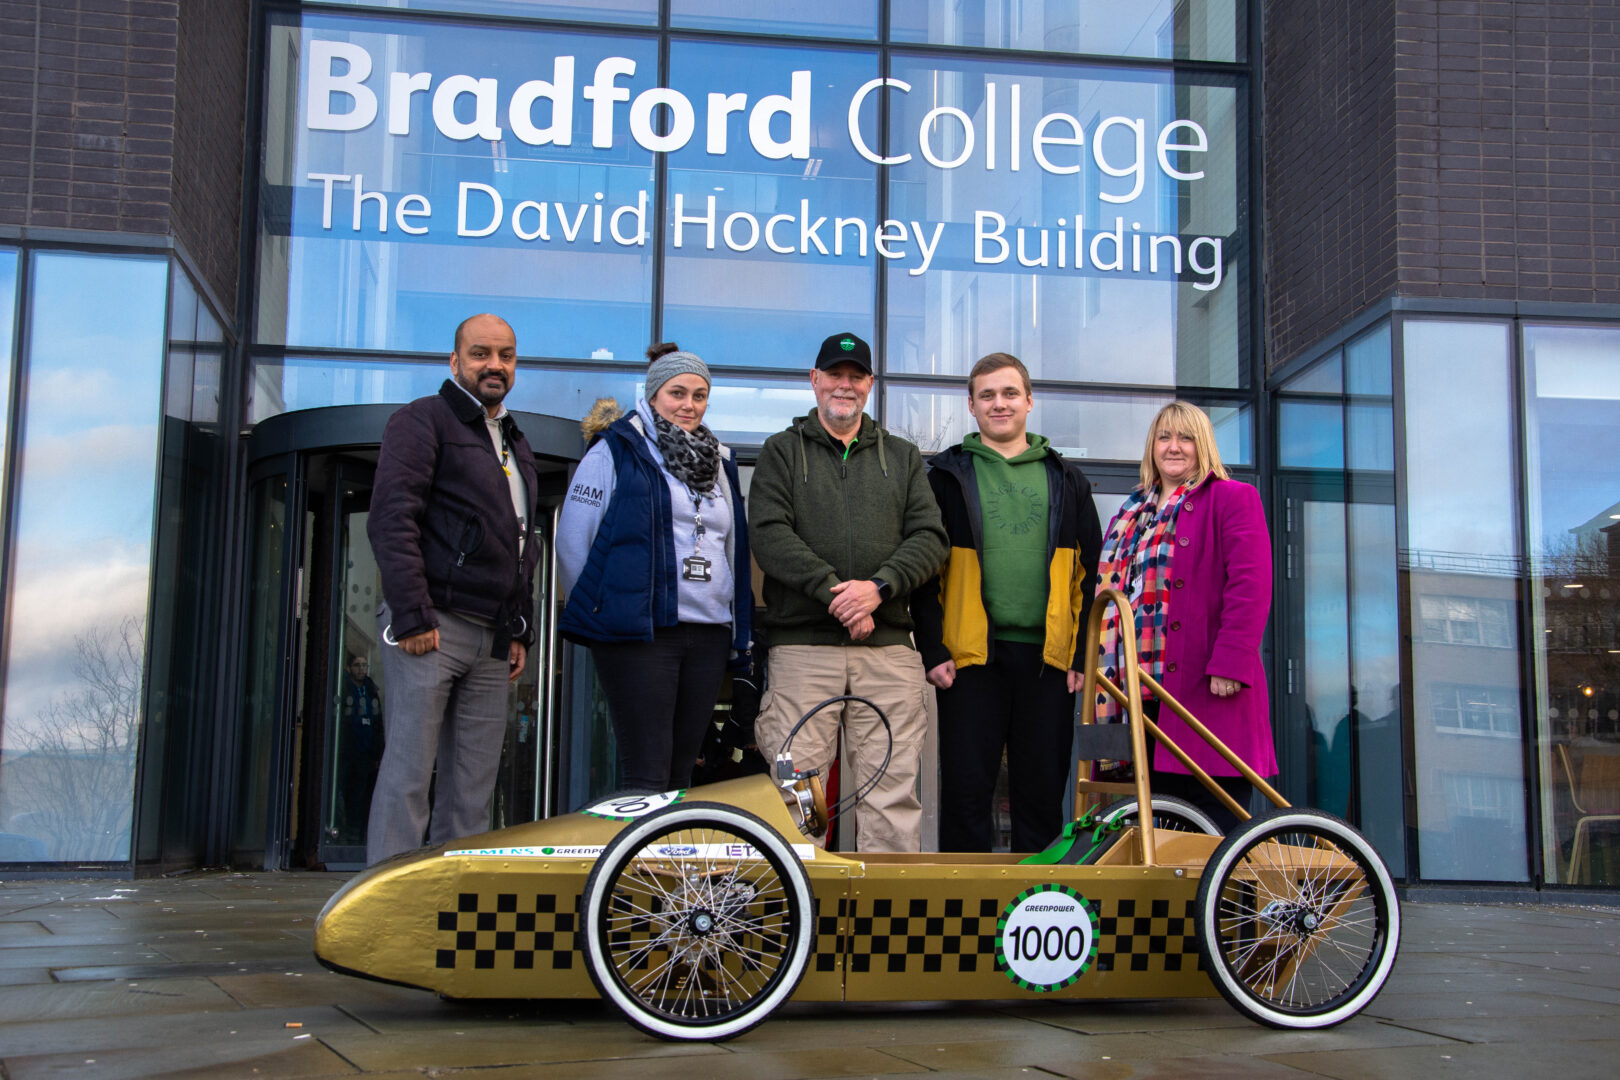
left=749, top=332, right=948, bottom=853
left=911, top=353, right=1103, bottom=853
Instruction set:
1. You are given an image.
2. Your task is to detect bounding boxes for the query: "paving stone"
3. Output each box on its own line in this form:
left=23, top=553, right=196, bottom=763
left=210, top=969, right=432, bottom=1010
left=0, top=920, right=51, bottom=940
left=5, top=1037, right=359, bottom=1080
left=0, top=967, right=55, bottom=986
left=0, top=945, right=169, bottom=970
left=1360, top=989, right=1610, bottom=1020
left=1040, top=1053, right=1324, bottom=1080
left=1004, top=997, right=1254, bottom=1032
left=1261, top=1037, right=1620, bottom=1080
left=319, top=1025, right=717, bottom=1071
left=1151, top=1017, right=1454, bottom=1056
left=877, top=1028, right=1219, bottom=1071
left=1377, top=1011, right=1620, bottom=1044
left=715, top=1003, right=1096, bottom=1053
left=53, top=952, right=326, bottom=981
left=0, top=1003, right=367, bottom=1059
left=0, top=977, right=239, bottom=1023
left=1378, top=970, right=1620, bottom=1005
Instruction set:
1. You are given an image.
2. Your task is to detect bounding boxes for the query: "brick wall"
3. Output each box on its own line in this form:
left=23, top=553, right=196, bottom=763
left=172, top=0, right=247, bottom=311
left=1396, top=0, right=1620, bottom=305
left=1267, top=0, right=1620, bottom=368
left=1263, top=1, right=1399, bottom=371
left=0, top=0, right=247, bottom=316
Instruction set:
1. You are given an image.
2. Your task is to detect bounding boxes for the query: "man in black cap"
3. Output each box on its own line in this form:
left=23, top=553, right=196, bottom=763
left=748, top=332, right=946, bottom=852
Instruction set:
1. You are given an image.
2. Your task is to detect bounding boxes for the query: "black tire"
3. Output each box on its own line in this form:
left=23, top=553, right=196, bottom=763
left=581, top=802, right=813, bottom=1041
left=1195, top=807, right=1400, bottom=1028
left=1099, top=794, right=1223, bottom=836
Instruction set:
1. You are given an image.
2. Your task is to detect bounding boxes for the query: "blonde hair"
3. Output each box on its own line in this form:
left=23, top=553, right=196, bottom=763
left=1139, top=401, right=1230, bottom=490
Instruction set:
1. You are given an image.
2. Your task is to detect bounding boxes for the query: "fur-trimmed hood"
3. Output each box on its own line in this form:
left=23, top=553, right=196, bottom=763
left=580, top=397, right=622, bottom=439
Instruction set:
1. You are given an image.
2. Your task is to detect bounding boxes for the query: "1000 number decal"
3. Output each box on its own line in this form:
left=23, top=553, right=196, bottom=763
left=996, top=885, right=1097, bottom=992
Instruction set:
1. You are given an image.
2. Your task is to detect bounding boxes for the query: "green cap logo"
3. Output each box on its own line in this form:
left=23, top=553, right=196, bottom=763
left=840, top=337, right=855, bottom=351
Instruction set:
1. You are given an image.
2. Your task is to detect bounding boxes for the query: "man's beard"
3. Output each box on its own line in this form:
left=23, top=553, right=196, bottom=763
left=458, top=369, right=508, bottom=406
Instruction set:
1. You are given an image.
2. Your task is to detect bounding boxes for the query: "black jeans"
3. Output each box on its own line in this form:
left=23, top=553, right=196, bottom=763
left=591, top=622, right=731, bottom=792
left=937, top=639, right=1076, bottom=853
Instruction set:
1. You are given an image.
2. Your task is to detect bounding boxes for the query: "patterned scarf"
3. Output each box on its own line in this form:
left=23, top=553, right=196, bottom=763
left=1093, top=481, right=1191, bottom=723
left=650, top=408, right=721, bottom=494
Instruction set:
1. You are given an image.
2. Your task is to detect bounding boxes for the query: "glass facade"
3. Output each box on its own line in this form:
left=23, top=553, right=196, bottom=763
left=1525, top=324, right=1620, bottom=887
left=0, top=253, right=169, bottom=862
left=253, top=4, right=1255, bottom=447
left=3, top=2, right=1619, bottom=891
left=1273, top=322, right=1403, bottom=877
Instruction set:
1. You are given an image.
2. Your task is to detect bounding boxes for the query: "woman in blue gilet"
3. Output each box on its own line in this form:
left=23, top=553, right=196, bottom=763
left=556, top=343, right=751, bottom=793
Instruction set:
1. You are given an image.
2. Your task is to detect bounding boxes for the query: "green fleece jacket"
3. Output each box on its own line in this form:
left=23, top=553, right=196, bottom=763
left=749, top=411, right=948, bottom=647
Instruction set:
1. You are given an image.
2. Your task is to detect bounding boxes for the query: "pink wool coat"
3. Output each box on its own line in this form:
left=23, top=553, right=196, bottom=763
left=1113, top=476, right=1276, bottom=778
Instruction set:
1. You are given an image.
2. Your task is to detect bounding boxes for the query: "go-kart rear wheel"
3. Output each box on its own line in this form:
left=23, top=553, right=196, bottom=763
left=1099, top=793, right=1222, bottom=836
left=1195, top=808, right=1399, bottom=1028
left=581, top=801, right=813, bottom=1042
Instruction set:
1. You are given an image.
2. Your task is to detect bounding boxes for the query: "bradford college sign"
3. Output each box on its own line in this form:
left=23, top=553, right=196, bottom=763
left=302, top=41, right=1229, bottom=291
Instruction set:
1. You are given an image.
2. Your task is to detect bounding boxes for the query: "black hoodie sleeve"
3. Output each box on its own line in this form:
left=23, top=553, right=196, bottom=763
left=910, top=465, right=955, bottom=671
left=1069, top=462, right=1104, bottom=671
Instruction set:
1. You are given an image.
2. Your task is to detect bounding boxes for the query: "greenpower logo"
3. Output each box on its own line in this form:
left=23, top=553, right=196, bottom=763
left=840, top=337, right=855, bottom=351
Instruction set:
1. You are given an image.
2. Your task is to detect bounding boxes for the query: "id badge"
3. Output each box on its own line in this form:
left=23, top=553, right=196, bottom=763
left=682, top=554, right=713, bottom=582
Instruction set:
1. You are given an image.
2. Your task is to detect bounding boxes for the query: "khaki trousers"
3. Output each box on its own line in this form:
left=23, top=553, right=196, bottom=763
left=755, top=644, right=929, bottom=853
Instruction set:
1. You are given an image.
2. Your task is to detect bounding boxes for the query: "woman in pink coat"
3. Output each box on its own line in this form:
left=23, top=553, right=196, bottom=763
left=1094, top=401, right=1275, bottom=828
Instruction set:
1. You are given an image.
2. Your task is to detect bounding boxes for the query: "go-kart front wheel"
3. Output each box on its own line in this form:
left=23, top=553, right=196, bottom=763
left=581, top=802, right=813, bottom=1041
left=1195, top=808, right=1399, bottom=1028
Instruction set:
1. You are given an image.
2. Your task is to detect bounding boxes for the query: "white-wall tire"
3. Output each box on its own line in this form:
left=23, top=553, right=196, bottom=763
left=581, top=802, right=813, bottom=1041
left=1099, top=793, right=1223, bottom=836
left=1195, top=807, right=1400, bottom=1028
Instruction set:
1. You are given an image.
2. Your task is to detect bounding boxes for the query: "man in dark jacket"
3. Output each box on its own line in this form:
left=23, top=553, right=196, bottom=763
left=365, top=313, right=541, bottom=865
left=749, top=332, right=947, bottom=852
left=911, top=353, right=1102, bottom=853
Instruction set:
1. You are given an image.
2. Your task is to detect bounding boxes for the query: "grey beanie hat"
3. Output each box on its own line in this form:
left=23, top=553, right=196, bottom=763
left=644, top=349, right=711, bottom=399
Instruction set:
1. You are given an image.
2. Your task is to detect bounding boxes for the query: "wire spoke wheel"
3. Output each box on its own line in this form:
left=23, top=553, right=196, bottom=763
left=1100, top=794, right=1223, bottom=836
left=582, top=803, right=813, bottom=1041
left=1195, top=808, right=1399, bottom=1028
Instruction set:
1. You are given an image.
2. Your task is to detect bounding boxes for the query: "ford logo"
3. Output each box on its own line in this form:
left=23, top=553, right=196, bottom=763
left=658, top=845, right=699, bottom=856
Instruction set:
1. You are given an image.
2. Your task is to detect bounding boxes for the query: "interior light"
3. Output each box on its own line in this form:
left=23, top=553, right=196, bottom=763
left=1563, top=583, right=1584, bottom=589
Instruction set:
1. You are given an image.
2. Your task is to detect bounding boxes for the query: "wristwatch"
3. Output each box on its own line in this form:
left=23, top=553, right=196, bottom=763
left=869, top=577, right=892, bottom=599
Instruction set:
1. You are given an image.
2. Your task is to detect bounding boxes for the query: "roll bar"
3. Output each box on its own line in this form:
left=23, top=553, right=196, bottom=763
left=1075, top=588, right=1290, bottom=866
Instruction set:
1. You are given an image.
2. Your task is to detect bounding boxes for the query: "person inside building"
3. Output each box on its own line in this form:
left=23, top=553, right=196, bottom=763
left=1093, top=400, right=1275, bottom=831
left=557, top=343, right=751, bottom=794
left=748, top=331, right=947, bottom=852
left=336, top=653, right=384, bottom=836
left=365, top=313, right=541, bottom=866
left=911, top=352, right=1102, bottom=852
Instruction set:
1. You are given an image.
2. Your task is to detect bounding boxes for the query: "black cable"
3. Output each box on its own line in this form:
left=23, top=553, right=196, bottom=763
left=775, top=695, right=893, bottom=824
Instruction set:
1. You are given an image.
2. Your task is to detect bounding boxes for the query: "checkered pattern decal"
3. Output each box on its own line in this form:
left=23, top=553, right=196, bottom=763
left=816, top=893, right=1201, bottom=978
left=434, top=889, right=1200, bottom=980
left=435, top=893, right=579, bottom=971
left=1093, top=897, right=1201, bottom=973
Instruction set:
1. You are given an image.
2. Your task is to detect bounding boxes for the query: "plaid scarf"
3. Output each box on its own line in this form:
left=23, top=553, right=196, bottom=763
left=1093, top=481, right=1190, bottom=723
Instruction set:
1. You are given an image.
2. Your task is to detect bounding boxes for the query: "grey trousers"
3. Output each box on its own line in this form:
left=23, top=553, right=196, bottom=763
left=366, top=606, right=510, bottom=865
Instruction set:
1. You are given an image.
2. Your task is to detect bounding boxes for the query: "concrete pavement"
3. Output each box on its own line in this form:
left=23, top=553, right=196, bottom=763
left=1, top=872, right=1616, bottom=1079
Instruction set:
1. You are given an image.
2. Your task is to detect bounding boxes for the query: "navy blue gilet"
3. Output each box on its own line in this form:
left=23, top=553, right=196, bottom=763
left=559, top=414, right=751, bottom=657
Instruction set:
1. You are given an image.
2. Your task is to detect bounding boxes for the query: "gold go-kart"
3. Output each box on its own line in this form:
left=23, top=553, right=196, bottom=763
left=315, top=590, right=1400, bottom=1041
